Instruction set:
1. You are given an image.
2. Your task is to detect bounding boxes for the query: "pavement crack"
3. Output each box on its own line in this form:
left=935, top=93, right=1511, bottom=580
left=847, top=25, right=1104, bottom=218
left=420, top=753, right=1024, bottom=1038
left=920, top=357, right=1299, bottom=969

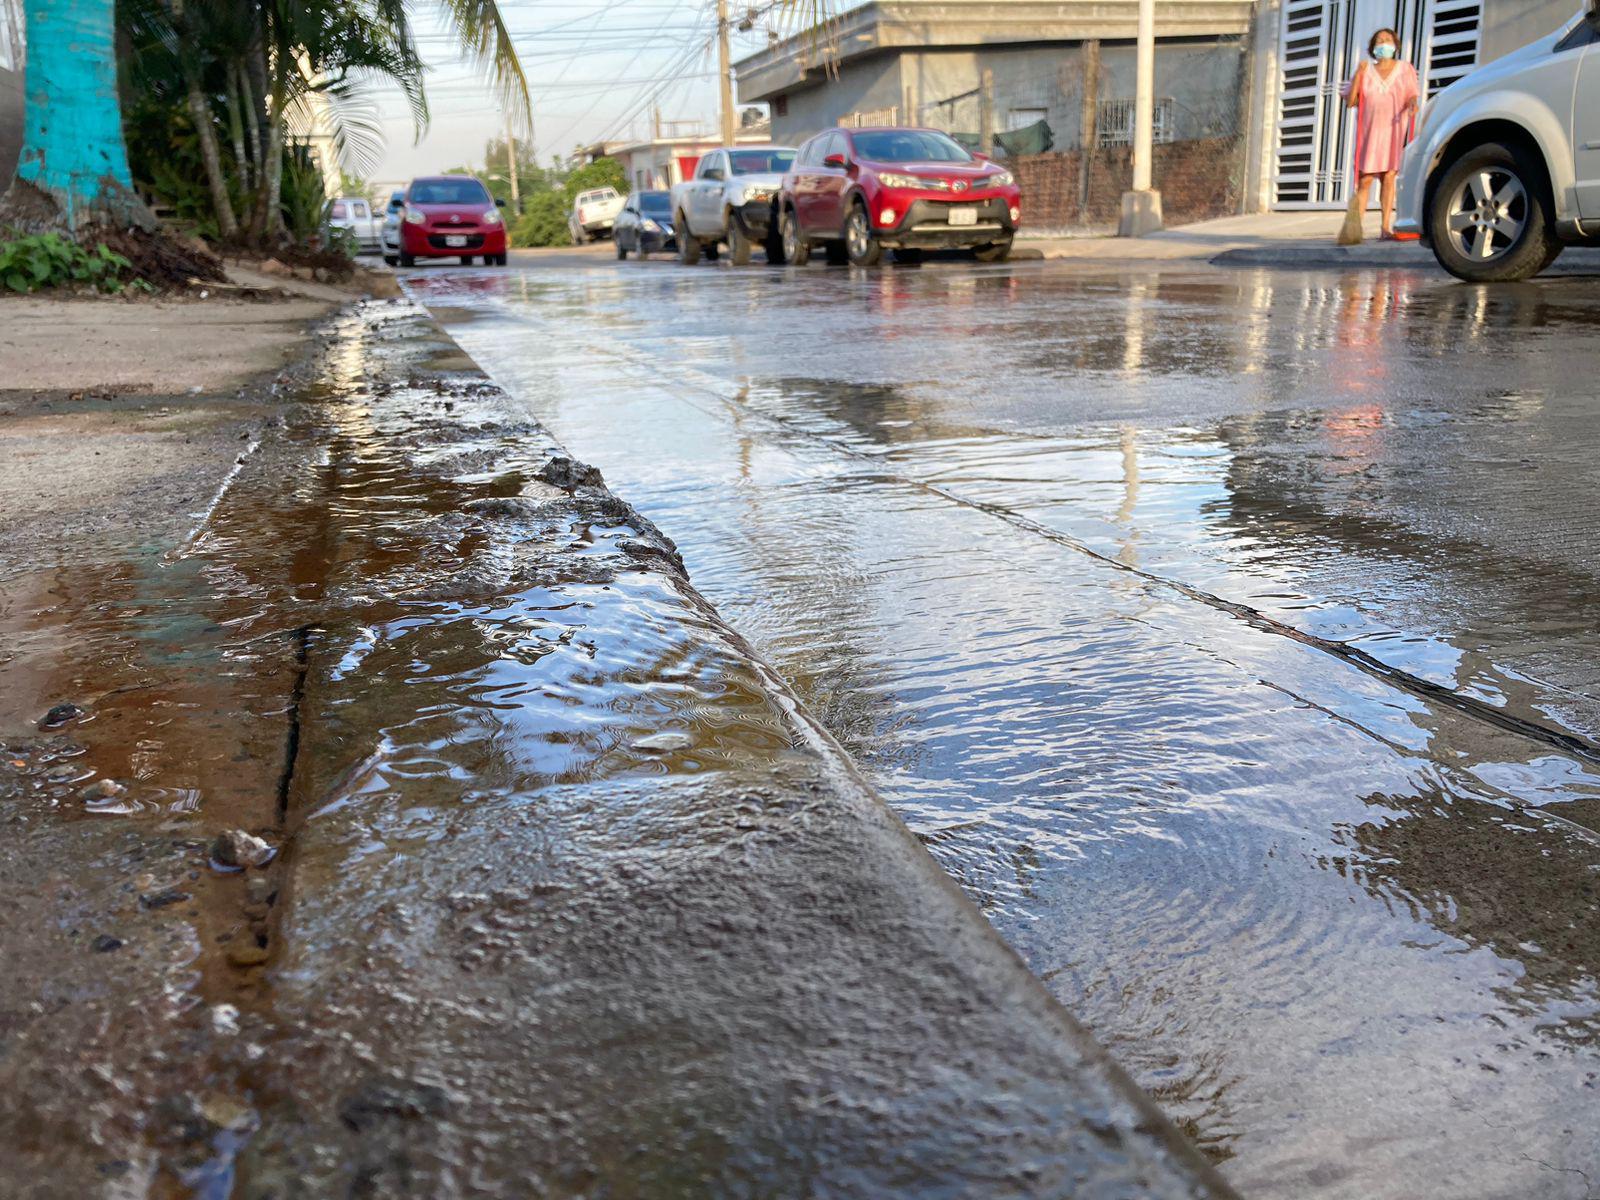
left=275, top=624, right=314, bottom=823
left=645, top=359, right=1600, bottom=774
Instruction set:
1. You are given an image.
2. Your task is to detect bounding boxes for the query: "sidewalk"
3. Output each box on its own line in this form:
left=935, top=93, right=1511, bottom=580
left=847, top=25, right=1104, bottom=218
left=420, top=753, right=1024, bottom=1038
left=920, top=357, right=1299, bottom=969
left=1020, top=210, right=1600, bottom=272
left=0, top=296, right=1236, bottom=1197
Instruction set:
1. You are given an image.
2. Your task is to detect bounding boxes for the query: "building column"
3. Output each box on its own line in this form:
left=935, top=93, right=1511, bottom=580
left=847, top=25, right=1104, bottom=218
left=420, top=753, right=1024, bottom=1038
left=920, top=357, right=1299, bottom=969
left=1242, top=0, right=1283, bottom=214
left=1118, top=0, right=1164, bottom=236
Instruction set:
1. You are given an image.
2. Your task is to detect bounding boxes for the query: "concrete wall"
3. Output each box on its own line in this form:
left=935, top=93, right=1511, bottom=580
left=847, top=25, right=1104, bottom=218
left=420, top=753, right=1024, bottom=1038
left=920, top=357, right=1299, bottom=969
left=1479, top=0, right=1580, bottom=61
left=769, top=37, right=1246, bottom=151
left=0, top=0, right=22, bottom=189
left=770, top=54, right=906, bottom=142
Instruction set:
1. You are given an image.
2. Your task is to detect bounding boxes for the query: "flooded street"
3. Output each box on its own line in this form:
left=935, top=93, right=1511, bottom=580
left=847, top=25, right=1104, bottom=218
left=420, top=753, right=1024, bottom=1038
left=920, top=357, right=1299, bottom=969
left=410, top=259, right=1600, bottom=1200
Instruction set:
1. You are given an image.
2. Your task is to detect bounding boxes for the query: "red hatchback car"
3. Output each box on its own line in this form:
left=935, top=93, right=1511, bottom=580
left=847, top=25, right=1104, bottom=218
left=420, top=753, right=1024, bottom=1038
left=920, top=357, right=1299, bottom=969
left=395, top=174, right=508, bottom=268
left=777, top=127, right=1021, bottom=266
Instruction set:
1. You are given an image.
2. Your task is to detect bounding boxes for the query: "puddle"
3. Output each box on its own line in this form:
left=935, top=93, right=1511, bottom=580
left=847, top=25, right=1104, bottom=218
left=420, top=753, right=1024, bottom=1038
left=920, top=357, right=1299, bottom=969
left=412, top=263, right=1600, bottom=1199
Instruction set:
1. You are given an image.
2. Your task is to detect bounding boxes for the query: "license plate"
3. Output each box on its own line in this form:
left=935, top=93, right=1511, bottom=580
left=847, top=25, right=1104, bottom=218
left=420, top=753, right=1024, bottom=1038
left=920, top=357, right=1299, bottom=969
left=948, top=207, right=978, bottom=226
left=445, top=235, right=468, bottom=247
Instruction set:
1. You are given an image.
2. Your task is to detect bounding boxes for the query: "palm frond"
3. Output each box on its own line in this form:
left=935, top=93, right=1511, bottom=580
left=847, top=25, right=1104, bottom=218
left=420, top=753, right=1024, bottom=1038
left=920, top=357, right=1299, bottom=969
left=432, top=0, right=532, bottom=133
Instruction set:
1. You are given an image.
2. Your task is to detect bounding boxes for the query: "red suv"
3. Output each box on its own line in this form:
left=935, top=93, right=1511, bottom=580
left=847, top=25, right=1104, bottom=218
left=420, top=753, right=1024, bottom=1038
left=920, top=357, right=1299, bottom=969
left=396, top=174, right=508, bottom=267
left=777, top=127, right=1021, bottom=266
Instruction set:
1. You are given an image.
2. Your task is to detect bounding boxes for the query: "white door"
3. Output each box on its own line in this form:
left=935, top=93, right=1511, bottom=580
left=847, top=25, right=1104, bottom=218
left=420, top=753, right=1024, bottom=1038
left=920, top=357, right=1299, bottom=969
left=1576, top=33, right=1600, bottom=218
left=1274, top=0, right=1482, bottom=208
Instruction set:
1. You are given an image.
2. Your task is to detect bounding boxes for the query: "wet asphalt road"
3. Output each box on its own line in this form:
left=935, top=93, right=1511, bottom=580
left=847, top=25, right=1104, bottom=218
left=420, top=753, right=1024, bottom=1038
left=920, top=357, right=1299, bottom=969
left=409, top=253, right=1600, bottom=1200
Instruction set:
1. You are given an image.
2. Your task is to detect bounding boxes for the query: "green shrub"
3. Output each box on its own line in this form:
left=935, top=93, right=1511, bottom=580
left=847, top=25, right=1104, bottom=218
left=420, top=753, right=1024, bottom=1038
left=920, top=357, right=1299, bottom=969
left=281, top=142, right=330, bottom=244
left=0, top=234, right=138, bottom=294
left=563, top=158, right=628, bottom=202
left=512, top=191, right=571, bottom=248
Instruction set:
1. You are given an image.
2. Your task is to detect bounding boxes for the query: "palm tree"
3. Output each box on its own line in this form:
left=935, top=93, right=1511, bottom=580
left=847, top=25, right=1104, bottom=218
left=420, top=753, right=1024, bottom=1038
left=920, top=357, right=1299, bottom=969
left=0, top=0, right=529, bottom=242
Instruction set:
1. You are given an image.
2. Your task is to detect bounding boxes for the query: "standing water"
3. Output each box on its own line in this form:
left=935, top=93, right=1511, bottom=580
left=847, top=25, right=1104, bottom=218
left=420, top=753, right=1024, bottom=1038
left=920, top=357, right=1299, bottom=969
left=409, top=262, right=1600, bottom=1200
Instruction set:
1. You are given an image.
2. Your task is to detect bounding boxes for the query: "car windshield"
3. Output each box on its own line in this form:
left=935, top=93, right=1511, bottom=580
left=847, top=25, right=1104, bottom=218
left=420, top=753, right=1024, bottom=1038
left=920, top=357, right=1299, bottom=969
left=410, top=179, right=490, bottom=205
left=851, top=131, right=973, bottom=163
left=728, top=150, right=795, bottom=175
left=639, top=192, right=671, bottom=215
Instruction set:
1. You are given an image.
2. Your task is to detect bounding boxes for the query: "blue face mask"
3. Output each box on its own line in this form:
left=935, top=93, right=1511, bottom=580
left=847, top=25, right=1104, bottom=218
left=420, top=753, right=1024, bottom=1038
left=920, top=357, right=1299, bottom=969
left=1374, top=43, right=1396, bottom=59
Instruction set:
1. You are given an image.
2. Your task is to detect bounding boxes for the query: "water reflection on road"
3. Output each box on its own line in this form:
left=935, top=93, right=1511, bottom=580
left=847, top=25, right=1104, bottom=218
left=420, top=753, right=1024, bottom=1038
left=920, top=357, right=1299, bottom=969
left=411, top=261, right=1600, bottom=1199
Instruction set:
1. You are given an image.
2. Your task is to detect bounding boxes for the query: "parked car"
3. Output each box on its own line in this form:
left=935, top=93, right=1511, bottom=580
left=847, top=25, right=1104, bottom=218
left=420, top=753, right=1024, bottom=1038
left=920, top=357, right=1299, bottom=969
left=380, top=189, right=405, bottom=264
left=568, top=187, right=625, bottom=243
left=670, top=145, right=797, bottom=264
left=777, top=127, right=1022, bottom=267
left=390, top=175, right=508, bottom=268
left=1397, top=1, right=1600, bottom=281
left=614, top=190, right=676, bottom=258
left=325, top=195, right=381, bottom=254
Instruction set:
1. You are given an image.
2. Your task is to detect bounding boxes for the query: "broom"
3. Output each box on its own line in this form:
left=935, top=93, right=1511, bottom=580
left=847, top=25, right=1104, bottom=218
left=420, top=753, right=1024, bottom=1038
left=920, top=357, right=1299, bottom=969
left=1337, top=76, right=1368, bottom=245
left=1336, top=180, right=1366, bottom=245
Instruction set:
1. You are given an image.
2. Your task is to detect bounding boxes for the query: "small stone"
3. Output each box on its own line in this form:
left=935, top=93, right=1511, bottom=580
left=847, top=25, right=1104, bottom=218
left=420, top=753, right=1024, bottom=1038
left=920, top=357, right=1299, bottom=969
left=258, top=258, right=292, bottom=277
left=535, top=454, right=603, bottom=491
left=244, top=876, right=273, bottom=904
left=631, top=731, right=693, bottom=753
left=209, top=1004, right=241, bottom=1036
left=78, top=778, right=126, bottom=804
left=140, top=888, right=192, bottom=910
left=38, top=702, right=85, bottom=730
left=210, top=829, right=274, bottom=869
left=226, top=939, right=270, bottom=967
left=91, top=934, right=124, bottom=953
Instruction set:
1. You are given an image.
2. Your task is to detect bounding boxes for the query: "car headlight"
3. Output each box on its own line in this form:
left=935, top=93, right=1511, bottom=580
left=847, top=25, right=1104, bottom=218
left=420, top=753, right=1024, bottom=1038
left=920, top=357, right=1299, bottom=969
left=642, top=218, right=660, bottom=232
left=880, top=172, right=933, bottom=190
left=980, top=170, right=1014, bottom=189
left=740, top=185, right=769, bottom=203
left=403, top=206, right=425, bottom=225
left=482, top=207, right=502, bottom=224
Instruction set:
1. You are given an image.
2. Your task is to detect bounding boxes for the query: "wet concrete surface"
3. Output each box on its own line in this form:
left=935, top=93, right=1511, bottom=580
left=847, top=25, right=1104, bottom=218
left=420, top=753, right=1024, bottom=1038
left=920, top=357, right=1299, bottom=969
left=408, top=257, right=1600, bottom=1199
left=0, top=300, right=1231, bottom=1196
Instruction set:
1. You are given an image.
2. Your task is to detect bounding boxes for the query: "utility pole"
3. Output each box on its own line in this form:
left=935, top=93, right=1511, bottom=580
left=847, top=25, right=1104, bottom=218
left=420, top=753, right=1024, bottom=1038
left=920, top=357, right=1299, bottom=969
left=505, top=116, right=521, bottom=215
left=717, top=0, right=736, bottom=146
left=1118, top=0, right=1164, bottom=235
left=979, top=69, right=994, bottom=156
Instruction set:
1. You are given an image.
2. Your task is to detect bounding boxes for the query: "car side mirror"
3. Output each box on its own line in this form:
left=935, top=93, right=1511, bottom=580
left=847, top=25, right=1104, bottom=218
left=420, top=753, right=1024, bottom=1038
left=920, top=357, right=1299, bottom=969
left=823, top=153, right=847, bottom=169
left=1588, top=0, right=1599, bottom=26
left=496, top=198, right=507, bottom=207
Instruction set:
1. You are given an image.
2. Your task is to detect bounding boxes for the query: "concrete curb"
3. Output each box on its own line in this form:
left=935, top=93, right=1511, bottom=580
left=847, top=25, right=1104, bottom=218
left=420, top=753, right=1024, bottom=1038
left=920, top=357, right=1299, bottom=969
left=232, top=300, right=1238, bottom=1198
left=1210, top=245, right=1438, bottom=270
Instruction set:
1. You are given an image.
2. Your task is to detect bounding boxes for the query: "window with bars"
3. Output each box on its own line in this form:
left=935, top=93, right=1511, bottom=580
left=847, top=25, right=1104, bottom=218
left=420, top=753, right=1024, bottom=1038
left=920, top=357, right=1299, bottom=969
left=839, top=107, right=900, bottom=128
left=1096, top=98, right=1175, bottom=148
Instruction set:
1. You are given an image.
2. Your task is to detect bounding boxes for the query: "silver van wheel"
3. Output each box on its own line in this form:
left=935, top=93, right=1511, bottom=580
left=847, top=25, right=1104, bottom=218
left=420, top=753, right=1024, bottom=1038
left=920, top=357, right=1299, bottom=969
left=1444, top=167, right=1526, bottom=263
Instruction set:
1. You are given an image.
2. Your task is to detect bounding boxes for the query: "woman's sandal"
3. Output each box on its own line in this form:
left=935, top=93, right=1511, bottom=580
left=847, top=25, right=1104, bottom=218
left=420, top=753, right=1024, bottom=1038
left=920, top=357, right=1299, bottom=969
left=1378, top=230, right=1399, bottom=241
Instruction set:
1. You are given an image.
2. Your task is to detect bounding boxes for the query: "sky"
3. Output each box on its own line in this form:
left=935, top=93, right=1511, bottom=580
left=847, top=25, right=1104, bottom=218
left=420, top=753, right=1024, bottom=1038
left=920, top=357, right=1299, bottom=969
left=368, top=0, right=805, bottom=187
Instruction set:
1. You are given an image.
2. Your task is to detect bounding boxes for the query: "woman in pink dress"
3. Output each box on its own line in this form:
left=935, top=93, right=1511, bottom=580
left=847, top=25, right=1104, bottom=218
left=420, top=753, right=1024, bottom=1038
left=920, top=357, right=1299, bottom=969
left=1345, top=28, right=1421, bottom=239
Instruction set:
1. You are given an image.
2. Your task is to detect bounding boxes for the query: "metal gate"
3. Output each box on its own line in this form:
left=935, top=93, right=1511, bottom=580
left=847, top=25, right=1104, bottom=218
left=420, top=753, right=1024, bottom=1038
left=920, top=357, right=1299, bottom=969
left=1272, top=0, right=1482, bottom=207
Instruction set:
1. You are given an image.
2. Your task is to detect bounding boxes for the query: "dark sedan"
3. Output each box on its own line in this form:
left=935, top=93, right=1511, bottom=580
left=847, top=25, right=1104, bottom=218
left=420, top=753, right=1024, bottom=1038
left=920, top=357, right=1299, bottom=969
left=614, top=191, right=676, bottom=259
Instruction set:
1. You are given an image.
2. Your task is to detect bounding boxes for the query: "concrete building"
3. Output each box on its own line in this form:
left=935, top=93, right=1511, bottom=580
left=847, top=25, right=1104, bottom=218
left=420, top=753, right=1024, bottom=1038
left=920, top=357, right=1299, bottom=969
left=0, top=0, right=22, bottom=188
left=735, top=0, right=1255, bottom=149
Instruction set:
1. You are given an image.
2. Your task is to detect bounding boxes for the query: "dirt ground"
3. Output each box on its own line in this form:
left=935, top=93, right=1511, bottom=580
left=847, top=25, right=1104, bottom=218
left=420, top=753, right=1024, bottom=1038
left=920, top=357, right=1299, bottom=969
left=0, top=268, right=395, bottom=568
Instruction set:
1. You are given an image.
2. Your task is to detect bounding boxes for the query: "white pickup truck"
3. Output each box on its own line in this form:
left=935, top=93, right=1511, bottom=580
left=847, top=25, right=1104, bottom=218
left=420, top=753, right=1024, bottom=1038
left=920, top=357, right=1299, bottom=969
left=568, top=187, right=626, bottom=243
left=669, top=145, right=797, bottom=264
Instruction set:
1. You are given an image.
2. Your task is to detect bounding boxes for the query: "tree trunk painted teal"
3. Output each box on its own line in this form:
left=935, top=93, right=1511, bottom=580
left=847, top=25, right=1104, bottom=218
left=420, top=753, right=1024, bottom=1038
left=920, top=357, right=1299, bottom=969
left=4, top=0, right=153, bottom=230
